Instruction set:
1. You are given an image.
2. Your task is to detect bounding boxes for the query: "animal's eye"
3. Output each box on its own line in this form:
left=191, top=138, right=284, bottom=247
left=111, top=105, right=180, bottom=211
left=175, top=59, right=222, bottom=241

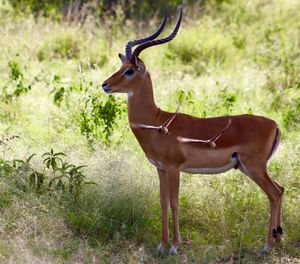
left=124, top=69, right=134, bottom=76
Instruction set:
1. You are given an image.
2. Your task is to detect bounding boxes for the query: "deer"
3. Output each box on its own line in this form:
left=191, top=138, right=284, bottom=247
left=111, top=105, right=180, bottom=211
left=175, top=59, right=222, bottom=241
left=102, top=8, right=284, bottom=255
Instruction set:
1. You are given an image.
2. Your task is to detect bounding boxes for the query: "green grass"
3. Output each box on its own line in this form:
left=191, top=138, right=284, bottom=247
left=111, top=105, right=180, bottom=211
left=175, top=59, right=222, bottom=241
left=0, top=0, right=300, bottom=263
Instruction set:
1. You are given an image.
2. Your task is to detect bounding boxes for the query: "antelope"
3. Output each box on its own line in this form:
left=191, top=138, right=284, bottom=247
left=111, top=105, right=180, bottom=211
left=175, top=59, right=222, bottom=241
left=102, top=9, right=284, bottom=255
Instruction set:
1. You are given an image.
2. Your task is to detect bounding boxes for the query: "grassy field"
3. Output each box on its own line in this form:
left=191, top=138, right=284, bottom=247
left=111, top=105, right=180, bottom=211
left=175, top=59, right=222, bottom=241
left=0, top=0, right=300, bottom=263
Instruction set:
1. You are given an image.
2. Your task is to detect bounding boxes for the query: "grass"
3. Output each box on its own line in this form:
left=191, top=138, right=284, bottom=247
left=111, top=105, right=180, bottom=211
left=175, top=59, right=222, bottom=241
left=0, top=0, right=300, bottom=263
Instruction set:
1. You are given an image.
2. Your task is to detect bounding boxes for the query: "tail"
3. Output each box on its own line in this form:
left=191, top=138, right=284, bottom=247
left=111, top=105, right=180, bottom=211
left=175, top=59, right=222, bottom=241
left=269, top=125, right=281, bottom=160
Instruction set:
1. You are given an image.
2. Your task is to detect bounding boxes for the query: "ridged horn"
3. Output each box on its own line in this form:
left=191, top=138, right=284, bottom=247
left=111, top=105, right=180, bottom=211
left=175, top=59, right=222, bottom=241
left=125, top=12, right=167, bottom=60
left=132, top=8, right=182, bottom=59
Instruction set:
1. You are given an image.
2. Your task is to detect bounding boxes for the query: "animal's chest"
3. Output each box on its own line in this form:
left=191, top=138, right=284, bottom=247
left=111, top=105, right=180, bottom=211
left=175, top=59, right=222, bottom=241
left=133, top=130, right=184, bottom=161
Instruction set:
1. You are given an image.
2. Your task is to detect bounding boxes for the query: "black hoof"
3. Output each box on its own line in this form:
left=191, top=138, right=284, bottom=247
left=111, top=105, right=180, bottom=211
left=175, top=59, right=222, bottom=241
left=277, top=225, right=283, bottom=235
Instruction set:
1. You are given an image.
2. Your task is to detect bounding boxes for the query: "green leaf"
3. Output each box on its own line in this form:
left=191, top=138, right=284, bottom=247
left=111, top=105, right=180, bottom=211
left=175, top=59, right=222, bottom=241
left=53, top=152, right=66, bottom=157
left=83, top=181, right=98, bottom=185
left=26, top=154, right=36, bottom=164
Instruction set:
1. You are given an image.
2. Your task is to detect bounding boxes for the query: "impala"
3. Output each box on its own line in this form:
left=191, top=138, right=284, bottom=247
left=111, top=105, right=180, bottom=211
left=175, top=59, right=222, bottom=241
left=102, top=9, right=284, bottom=255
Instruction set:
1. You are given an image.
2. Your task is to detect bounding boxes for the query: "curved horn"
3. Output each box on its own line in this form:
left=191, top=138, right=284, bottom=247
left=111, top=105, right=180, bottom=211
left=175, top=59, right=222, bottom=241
left=125, top=12, right=167, bottom=60
left=132, top=8, right=182, bottom=59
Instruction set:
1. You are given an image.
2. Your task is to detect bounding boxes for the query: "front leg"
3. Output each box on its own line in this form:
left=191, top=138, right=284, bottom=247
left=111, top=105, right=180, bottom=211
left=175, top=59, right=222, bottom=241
left=157, top=168, right=170, bottom=253
left=168, top=167, right=181, bottom=255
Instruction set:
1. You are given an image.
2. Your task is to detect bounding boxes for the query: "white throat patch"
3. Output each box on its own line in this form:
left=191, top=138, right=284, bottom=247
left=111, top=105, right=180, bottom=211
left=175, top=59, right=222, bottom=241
left=128, top=91, right=134, bottom=98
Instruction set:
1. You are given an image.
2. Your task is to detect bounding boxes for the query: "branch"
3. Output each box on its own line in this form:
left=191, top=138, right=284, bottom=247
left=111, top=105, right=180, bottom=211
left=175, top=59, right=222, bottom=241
left=177, top=118, right=232, bottom=149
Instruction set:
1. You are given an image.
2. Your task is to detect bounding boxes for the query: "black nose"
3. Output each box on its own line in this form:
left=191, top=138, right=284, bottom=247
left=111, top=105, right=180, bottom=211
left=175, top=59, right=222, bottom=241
left=102, top=82, right=108, bottom=88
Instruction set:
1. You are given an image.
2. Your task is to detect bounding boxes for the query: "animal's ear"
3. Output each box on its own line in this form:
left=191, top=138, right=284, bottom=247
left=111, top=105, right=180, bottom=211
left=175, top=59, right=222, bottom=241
left=132, top=56, right=146, bottom=74
left=118, top=53, right=127, bottom=64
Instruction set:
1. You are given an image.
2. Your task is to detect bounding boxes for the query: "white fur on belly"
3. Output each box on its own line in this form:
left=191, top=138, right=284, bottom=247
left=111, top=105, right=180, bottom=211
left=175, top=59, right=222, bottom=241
left=147, top=156, right=238, bottom=175
left=182, top=156, right=238, bottom=174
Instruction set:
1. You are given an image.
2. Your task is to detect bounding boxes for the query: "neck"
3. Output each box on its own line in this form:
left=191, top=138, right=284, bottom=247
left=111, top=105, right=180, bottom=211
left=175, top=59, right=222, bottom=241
left=127, top=73, right=158, bottom=124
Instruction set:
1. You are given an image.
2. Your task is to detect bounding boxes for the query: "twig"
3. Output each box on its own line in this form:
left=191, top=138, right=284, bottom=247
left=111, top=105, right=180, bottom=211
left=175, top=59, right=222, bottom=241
left=177, top=119, right=232, bottom=149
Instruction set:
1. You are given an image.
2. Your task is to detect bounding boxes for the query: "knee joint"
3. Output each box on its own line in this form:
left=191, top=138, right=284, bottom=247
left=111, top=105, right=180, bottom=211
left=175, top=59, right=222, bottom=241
left=170, top=202, right=179, bottom=210
left=160, top=200, right=169, bottom=209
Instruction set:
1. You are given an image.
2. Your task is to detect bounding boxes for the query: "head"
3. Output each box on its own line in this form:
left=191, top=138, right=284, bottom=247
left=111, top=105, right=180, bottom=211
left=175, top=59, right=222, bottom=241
left=102, top=55, right=147, bottom=94
left=102, top=8, right=182, bottom=95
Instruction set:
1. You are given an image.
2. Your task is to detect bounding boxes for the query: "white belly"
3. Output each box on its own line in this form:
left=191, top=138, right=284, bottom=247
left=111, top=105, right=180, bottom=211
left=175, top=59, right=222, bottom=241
left=147, top=155, right=238, bottom=175
left=181, top=156, right=238, bottom=174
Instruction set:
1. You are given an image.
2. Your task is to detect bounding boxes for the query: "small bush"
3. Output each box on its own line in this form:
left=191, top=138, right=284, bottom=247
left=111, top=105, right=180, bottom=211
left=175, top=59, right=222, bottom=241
left=50, top=74, right=85, bottom=106
left=79, top=94, right=125, bottom=145
left=218, top=86, right=237, bottom=113
left=9, top=61, right=23, bottom=80
left=1, top=60, right=32, bottom=102
left=8, top=0, right=61, bottom=17
left=0, top=149, right=93, bottom=200
left=43, top=149, right=95, bottom=200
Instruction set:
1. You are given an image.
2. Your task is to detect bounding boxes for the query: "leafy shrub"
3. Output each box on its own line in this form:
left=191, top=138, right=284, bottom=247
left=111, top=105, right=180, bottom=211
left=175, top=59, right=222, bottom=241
left=8, top=0, right=201, bottom=20
left=0, top=153, right=45, bottom=192
left=79, top=94, right=125, bottom=145
left=0, top=60, right=32, bottom=102
left=13, top=154, right=45, bottom=191
left=0, top=149, right=93, bottom=200
left=218, top=86, right=237, bottom=113
left=48, top=74, right=124, bottom=146
left=8, top=0, right=62, bottom=17
left=43, top=149, right=94, bottom=199
left=50, top=75, right=85, bottom=106
left=0, top=159, right=14, bottom=177
left=9, top=61, right=23, bottom=80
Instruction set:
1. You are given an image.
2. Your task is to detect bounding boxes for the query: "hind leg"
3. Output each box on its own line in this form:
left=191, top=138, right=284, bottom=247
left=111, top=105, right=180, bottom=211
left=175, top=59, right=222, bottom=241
left=238, top=159, right=284, bottom=251
left=272, top=180, right=284, bottom=242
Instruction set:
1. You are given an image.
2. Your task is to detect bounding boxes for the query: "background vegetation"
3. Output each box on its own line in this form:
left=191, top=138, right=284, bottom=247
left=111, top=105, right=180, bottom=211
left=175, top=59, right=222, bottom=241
left=0, top=0, right=299, bottom=263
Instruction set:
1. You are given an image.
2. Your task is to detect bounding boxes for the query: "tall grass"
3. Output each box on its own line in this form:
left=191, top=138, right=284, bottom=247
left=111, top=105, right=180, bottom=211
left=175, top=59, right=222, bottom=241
left=0, top=0, right=299, bottom=263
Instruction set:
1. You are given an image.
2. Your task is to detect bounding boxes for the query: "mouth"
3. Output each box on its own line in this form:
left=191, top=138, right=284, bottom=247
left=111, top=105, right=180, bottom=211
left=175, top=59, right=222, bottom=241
left=102, top=86, right=113, bottom=93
